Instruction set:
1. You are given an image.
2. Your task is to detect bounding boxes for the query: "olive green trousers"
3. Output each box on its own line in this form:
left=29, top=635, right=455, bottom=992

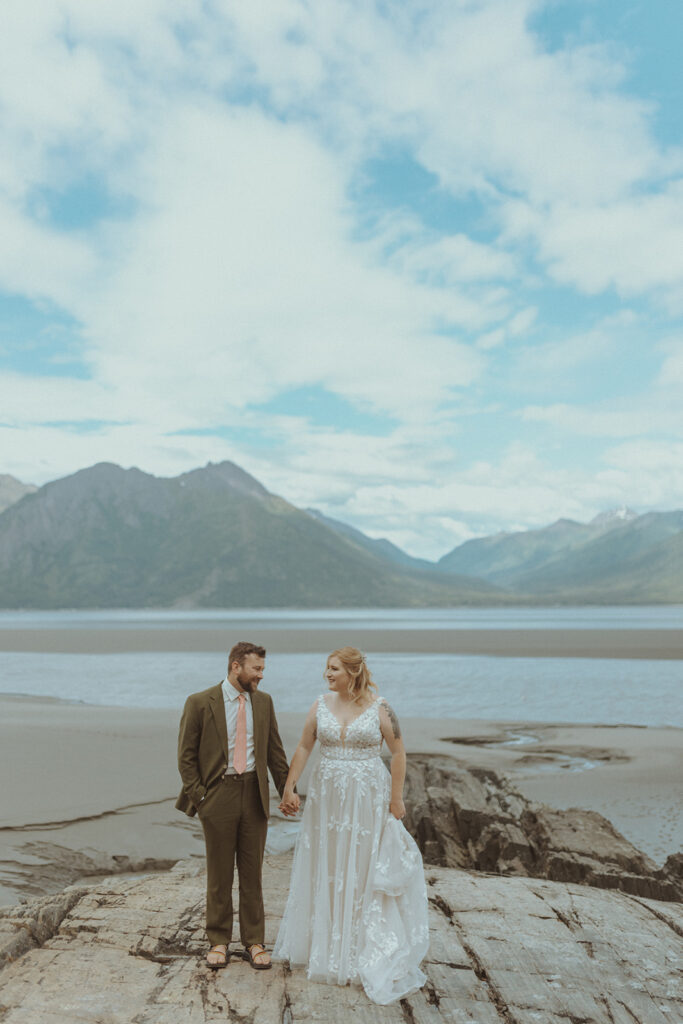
left=198, top=771, right=268, bottom=947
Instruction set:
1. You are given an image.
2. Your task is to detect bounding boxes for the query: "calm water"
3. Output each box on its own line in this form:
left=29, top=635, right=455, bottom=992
left=1, top=608, right=681, bottom=726
left=1, top=650, right=681, bottom=727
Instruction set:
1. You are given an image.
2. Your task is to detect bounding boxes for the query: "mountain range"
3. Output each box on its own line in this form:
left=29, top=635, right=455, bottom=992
left=1, top=462, right=681, bottom=607
left=435, top=508, right=683, bottom=602
left=0, top=462, right=500, bottom=608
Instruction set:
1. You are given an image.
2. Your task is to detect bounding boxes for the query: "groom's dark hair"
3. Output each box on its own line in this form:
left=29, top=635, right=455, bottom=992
left=228, top=641, right=266, bottom=671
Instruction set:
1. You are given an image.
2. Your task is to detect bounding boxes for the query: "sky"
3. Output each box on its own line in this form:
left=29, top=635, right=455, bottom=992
left=1, top=0, right=682, bottom=560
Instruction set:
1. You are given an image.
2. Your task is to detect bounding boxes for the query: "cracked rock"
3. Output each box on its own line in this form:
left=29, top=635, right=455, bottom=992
left=0, top=852, right=681, bottom=1023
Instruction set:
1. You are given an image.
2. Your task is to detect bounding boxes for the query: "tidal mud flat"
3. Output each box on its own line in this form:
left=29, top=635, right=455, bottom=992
left=1, top=624, right=682, bottom=658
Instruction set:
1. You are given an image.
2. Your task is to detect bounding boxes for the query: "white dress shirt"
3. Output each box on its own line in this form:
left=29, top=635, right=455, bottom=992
left=222, top=678, right=255, bottom=773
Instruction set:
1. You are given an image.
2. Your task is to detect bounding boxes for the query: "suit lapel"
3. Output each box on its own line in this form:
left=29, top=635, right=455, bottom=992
left=251, top=690, right=265, bottom=766
left=208, top=683, right=229, bottom=762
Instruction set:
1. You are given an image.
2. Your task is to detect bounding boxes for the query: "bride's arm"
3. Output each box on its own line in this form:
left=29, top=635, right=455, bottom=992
left=279, top=700, right=318, bottom=814
left=378, top=701, right=407, bottom=819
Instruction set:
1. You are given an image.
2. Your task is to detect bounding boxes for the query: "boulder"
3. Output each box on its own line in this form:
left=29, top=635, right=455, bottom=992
left=403, top=755, right=682, bottom=902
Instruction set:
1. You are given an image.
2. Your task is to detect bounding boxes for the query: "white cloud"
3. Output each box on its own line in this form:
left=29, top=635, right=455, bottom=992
left=0, top=198, right=95, bottom=309
left=349, top=0, right=672, bottom=204
left=522, top=402, right=683, bottom=439
left=391, top=231, right=518, bottom=284
left=0, top=1, right=137, bottom=198
left=0, top=373, right=112, bottom=425
left=333, top=438, right=683, bottom=558
left=73, top=101, right=487, bottom=424
left=521, top=339, right=683, bottom=439
left=476, top=328, right=506, bottom=351
left=513, top=326, right=615, bottom=385
left=501, top=181, right=683, bottom=303
left=321, top=444, right=592, bottom=557
left=0, top=421, right=235, bottom=488
left=508, top=307, right=537, bottom=336
left=247, top=435, right=602, bottom=557
left=597, top=441, right=683, bottom=509
left=657, top=338, right=683, bottom=387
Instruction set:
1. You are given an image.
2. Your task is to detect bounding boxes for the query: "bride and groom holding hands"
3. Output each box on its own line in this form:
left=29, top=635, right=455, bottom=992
left=176, top=641, right=429, bottom=1005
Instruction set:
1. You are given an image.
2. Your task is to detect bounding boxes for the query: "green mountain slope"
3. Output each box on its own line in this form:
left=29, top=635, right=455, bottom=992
left=511, top=512, right=683, bottom=601
left=306, top=509, right=435, bottom=571
left=438, top=508, right=683, bottom=603
left=0, top=462, right=502, bottom=608
left=437, top=517, right=603, bottom=585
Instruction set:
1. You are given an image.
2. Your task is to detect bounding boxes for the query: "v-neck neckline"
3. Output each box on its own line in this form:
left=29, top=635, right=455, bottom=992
left=323, top=693, right=379, bottom=734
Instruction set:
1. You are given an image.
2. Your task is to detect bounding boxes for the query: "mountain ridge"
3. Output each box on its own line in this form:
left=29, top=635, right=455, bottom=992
left=2, top=462, right=682, bottom=605
left=0, top=461, right=501, bottom=609
left=437, top=508, right=683, bottom=602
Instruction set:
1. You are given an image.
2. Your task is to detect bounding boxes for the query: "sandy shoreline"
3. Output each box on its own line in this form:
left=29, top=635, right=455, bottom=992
left=1, top=694, right=681, bottom=907
left=1, top=626, right=682, bottom=658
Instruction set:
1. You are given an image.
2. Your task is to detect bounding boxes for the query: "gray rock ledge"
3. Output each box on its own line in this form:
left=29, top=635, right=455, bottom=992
left=403, top=755, right=683, bottom=902
left=0, top=852, right=681, bottom=1023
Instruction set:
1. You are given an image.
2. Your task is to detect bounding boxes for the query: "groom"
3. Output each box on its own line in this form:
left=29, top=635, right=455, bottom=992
left=176, top=641, right=292, bottom=970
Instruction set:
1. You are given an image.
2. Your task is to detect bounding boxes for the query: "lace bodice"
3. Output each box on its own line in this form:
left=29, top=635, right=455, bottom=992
left=316, top=694, right=385, bottom=761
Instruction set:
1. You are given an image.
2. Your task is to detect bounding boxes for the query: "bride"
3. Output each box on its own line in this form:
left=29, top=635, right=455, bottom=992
left=272, top=647, right=429, bottom=1004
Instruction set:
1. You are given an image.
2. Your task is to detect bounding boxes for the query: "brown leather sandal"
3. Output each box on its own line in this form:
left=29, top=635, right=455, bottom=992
left=244, top=943, right=272, bottom=970
left=206, top=945, right=229, bottom=970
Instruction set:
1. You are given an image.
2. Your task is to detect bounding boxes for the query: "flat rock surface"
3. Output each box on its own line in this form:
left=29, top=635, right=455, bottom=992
left=1, top=853, right=681, bottom=1023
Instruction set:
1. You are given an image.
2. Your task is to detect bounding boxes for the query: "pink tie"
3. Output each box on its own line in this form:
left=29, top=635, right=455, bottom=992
left=233, top=693, right=247, bottom=774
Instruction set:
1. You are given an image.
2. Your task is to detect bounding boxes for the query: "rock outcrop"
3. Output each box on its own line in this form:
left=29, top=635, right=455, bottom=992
left=0, top=853, right=681, bottom=1023
left=403, top=755, right=683, bottom=901
left=0, top=840, right=180, bottom=900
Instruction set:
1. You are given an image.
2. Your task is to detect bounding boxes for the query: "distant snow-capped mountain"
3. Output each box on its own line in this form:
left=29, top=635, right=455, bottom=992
left=438, top=508, right=683, bottom=602
left=590, top=507, right=638, bottom=528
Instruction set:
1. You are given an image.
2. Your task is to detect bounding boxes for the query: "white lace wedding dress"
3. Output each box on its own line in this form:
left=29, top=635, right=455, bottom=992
left=272, top=695, right=429, bottom=1004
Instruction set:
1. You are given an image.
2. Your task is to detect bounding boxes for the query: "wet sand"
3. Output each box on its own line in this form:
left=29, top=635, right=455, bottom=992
left=1, top=695, right=680, bottom=906
left=1, top=626, right=682, bottom=658
left=429, top=719, right=683, bottom=868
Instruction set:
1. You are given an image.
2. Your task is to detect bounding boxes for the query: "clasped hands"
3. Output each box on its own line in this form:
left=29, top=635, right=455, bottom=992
left=279, top=792, right=405, bottom=819
left=279, top=787, right=300, bottom=817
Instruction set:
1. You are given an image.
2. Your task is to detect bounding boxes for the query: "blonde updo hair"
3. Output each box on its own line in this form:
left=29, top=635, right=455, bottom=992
left=327, top=646, right=377, bottom=703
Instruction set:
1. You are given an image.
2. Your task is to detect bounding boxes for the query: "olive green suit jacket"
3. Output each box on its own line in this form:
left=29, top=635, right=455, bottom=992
left=175, top=683, right=290, bottom=819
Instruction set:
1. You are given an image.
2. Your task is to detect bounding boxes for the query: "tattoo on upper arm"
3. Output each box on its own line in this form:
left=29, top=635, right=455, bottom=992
left=312, top=723, right=317, bottom=741
left=384, top=702, right=402, bottom=740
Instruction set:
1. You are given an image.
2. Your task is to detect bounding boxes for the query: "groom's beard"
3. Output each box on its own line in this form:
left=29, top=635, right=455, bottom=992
left=236, top=669, right=260, bottom=693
